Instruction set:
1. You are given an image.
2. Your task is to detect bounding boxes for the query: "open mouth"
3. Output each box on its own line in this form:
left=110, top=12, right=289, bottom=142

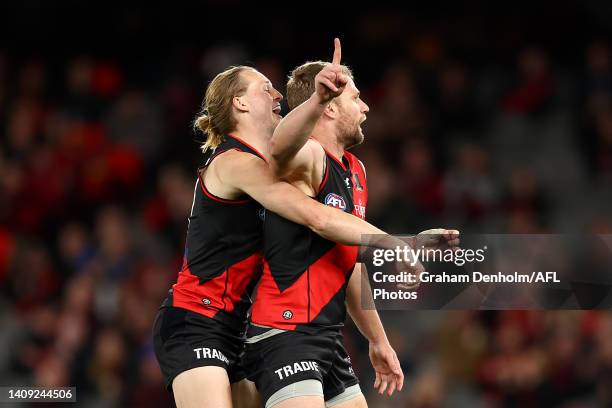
left=273, top=105, right=282, bottom=115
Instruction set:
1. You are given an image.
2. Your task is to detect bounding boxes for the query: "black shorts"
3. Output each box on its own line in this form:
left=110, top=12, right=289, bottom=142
left=152, top=305, right=247, bottom=392
left=243, top=327, right=359, bottom=404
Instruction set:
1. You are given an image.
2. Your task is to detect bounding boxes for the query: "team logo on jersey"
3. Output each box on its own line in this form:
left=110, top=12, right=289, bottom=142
left=325, top=193, right=347, bottom=210
left=282, top=310, right=293, bottom=320
left=345, top=177, right=351, bottom=189
left=258, top=208, right=266, bottom=221
left=202, top=298, right=211, bottom=305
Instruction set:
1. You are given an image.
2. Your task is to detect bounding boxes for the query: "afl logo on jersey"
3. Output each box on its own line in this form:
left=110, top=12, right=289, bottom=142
left=282, top=310, right=293, bottom=320
left=325, top=193, right=346, bottom=210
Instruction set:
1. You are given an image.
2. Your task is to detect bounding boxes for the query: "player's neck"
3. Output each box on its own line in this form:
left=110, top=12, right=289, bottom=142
left=312, top=135, right=344, bottom=162
left=231, top=124, right=270, bottom=158
left=311, top=124, right=345, bottom=162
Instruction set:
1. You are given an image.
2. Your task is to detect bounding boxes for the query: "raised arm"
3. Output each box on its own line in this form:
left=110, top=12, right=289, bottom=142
left=269, top=38, right=348, bottom=176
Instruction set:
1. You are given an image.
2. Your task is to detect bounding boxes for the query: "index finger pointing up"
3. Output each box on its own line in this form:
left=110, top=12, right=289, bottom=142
left=332, top=37, right=341, bottom=65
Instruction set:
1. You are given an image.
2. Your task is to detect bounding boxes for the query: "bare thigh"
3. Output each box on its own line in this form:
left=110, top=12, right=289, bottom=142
left=172, top=366, right=232, bottom=408
left=328, top=393, right=367, bottom=408
left=232, top=378, right=262, bottom=408
left=273, top=395, right=325, bottom=408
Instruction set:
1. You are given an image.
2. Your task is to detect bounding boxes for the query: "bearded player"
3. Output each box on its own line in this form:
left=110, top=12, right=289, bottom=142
left=244, top=39, right=459, bottom=408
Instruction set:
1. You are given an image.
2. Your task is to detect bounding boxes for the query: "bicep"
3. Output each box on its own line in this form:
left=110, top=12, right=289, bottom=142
left=271, top=145, right=310, bottom=176
left=229, top=158, right=318, bottom=227
left=271, top=141, right=323, bottom=184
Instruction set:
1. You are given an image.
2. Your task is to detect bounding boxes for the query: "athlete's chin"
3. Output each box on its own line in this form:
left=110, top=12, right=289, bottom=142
left=345, top=135, right=364, bottom=150
left=352, top=129, right=365, bottom=146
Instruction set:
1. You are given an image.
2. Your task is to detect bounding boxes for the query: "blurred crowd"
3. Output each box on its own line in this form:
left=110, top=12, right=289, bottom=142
left=1, top=6, right=612, bottom=407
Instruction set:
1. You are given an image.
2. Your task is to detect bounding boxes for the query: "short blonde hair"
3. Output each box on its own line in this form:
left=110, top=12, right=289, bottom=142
left=286, top=61, right=353, bottom=110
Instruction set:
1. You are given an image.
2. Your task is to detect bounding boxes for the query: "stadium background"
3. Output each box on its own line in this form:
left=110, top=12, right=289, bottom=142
left=1, top=2, right=612, bottom=407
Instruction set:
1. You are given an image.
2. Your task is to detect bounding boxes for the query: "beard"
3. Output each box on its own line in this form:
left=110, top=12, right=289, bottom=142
left=338, top=118, right=365, bottom=149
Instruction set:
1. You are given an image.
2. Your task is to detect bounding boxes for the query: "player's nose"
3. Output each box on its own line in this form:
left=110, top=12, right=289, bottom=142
left=361, top=100, right=370, bottom=113
left=272, top=88, right=283, bottom=102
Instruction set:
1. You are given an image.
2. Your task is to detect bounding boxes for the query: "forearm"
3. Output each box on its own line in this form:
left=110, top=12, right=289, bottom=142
left=244, top=169, right=414, bottom=251
left=232, top=155, right=418, bottom=252
left=270, top=94, right=325, bottom=171
left=346, top=264, right=389, bottom=344
left=312, top=204, right=415, bottom=250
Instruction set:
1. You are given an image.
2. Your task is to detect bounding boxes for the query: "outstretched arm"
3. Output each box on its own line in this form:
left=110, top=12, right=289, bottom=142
left=222, top=152, right=399, bottom=246
left=222, top=152, right=461, bottom=251
left=270, top=38, right=348, bottom=176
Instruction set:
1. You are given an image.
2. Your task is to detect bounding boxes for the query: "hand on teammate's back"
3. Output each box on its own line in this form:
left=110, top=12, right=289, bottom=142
left=314, top=38, right=349, bottom=105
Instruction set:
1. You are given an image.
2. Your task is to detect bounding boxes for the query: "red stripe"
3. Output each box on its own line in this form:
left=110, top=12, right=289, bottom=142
left=321, top=146, right=346, bottom=171
left=251, top=244, right=357, bottom=330
left=172, top=253, right=263, bottom=316
left=307, top=244, right=357, bottom=321
left=227, top=133, right=268, bottom=163
left=250, top=260, right=300, bottom=330
left=345, top=152, right=368, bottom=218
left=222, top=253, right=263, bottom=313
left=172, top=264, right=222, bottom=318
left=317, top=160, right=330, bottom=194
left=208, top=148, right=231, bottom=164
left=197, top=171, right=250, bottom=204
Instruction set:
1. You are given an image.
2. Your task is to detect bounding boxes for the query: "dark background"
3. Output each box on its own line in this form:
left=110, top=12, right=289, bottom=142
left=1, top=2, right=612, bottom=407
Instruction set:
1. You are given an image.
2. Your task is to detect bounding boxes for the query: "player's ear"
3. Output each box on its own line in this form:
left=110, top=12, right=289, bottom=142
left=233, top=96, right=249, bottom=113
left=323, top=100, right=338, bottom=119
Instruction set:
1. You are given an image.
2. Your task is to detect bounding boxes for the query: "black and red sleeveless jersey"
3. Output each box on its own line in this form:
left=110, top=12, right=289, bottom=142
left=251, top=147, right=368, bottom=332
left=170, top=134, right=266, bottom=331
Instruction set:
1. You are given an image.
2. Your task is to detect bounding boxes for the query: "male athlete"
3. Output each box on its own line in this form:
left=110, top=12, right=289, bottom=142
left=153, top=60, right=457, bottom=408
left=244, top=39, right=459, bottom=408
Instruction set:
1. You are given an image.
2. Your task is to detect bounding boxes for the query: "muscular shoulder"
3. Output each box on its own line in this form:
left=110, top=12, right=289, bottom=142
left=272, top=139, right=324, bottom=178
left=210, top=149, right=270, bottom=185
left=304, top=139, right=326, bottom=163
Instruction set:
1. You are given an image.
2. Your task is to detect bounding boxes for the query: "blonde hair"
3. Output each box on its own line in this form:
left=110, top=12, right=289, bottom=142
left=194, top=66, right=254, bottom=153
left=286, top=61, right=353, bottom=110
